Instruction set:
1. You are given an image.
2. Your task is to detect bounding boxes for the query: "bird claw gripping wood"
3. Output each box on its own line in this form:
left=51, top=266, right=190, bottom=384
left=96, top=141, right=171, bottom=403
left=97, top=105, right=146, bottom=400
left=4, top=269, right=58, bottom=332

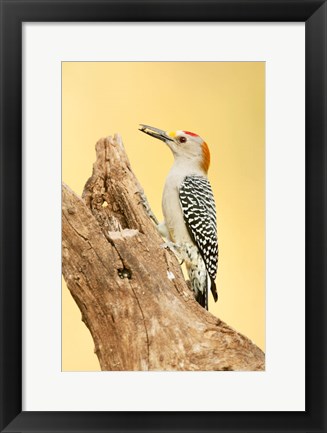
left=136, top=189, right=159, bottom=225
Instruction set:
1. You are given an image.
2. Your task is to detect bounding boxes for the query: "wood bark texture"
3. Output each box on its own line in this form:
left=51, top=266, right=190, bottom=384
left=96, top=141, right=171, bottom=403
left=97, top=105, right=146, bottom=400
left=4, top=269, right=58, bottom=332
left=62, top=134, right=265, bottom=371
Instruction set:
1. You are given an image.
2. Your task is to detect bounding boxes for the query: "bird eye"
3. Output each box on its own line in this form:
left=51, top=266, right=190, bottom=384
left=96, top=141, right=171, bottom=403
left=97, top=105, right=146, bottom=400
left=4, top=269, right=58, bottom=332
left=179, top=136, right=187, bottom=143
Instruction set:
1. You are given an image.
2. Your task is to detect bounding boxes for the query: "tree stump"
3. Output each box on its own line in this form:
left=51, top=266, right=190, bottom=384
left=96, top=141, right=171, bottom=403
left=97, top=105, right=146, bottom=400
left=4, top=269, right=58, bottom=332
left=62, top=134, right=265, bottom=371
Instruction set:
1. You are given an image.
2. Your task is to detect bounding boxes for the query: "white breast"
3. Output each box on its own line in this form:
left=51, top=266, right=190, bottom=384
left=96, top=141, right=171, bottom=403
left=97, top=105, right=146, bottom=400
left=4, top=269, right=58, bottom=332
left=162, top=160, right=205, bottom=244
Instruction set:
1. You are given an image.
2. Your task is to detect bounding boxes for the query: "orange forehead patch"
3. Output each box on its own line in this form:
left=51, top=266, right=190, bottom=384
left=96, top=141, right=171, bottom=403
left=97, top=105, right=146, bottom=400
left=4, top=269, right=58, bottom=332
left=201, top=142, right=210, bottom=172
left=168, top=131, right=176, bottom=138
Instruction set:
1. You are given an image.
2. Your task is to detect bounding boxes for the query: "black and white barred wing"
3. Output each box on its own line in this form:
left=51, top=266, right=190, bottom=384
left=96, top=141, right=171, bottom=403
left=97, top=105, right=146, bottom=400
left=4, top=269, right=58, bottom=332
left=179, top=175, right=218, bottom=300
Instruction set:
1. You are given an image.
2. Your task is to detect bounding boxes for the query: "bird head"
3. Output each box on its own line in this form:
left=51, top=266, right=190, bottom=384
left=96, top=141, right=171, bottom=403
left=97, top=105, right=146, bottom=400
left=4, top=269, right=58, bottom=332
left=139, top=124, right=210, bottom=173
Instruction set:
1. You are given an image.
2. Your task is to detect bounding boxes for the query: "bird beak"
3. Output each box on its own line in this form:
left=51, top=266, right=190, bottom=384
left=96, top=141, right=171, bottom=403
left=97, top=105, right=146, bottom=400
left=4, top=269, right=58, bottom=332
left=139, top=124, right=174, bottom=142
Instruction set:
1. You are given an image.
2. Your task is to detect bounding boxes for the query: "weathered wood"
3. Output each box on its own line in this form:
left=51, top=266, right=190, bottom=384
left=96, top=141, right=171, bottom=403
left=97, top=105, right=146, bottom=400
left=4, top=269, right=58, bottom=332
left=62, top=134, right=265, bottom=371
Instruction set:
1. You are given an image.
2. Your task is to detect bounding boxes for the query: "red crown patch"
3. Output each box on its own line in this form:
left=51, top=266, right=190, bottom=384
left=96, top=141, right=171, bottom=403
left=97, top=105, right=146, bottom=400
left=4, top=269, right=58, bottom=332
left=183, top=131, right=199, bottom=137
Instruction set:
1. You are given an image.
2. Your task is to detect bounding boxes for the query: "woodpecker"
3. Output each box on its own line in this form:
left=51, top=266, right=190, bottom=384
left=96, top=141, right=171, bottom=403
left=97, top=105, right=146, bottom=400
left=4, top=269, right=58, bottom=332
left=139, top=124, right=218, bottom=310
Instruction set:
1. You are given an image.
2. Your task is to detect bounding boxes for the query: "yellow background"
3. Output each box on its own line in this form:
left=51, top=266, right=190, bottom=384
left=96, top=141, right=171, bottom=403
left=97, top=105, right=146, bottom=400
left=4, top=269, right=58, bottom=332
left=62, top=62, right=265, bottom=371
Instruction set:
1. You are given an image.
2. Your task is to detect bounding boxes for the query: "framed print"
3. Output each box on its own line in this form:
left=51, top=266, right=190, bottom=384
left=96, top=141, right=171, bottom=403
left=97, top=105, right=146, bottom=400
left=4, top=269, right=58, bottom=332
left=61, top=60, right=266, bottom=373
left=0, top=1, right=326, bottom=432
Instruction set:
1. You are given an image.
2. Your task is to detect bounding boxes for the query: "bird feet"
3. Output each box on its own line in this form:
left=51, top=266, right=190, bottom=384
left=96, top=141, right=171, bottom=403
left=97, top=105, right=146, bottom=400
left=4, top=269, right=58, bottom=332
left=160, top=241, right=185, bottom=265
left=160, top=240, right=177, bottom=250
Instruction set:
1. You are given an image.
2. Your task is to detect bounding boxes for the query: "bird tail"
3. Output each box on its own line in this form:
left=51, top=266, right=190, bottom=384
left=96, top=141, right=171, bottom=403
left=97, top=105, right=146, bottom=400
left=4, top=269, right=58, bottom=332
left=195, top=275, right=218, bottom=309
left=186, top=260, right=207, bottom=309
left=209, top=276, right=218, bottom=303
left=198, top=275, right=218, bottom=310
left=195, top=283, right=208, bottom=310
left=185, top=252, right=217, bottom=309
left=190, top=273, right=218, bottom=310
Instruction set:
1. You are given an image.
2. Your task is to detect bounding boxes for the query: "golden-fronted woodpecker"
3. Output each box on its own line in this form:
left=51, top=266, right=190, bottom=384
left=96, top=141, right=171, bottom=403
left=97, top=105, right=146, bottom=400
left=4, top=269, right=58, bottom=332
left=139, top=124, right=218, bottom=310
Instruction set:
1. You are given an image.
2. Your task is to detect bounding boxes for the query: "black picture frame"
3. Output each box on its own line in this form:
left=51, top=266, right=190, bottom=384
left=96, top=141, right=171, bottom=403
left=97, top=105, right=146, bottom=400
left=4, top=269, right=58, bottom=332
left=0, top=1, right=326, bottom=432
